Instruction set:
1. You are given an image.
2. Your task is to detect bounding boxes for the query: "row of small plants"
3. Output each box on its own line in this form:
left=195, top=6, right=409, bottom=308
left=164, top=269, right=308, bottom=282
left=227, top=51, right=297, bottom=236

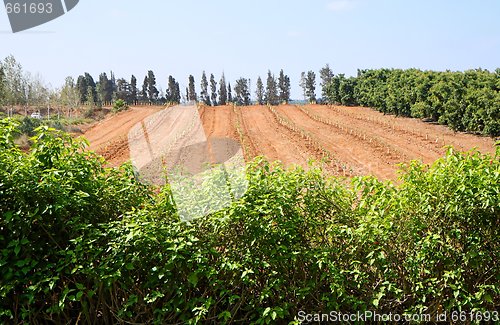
left=0, top=119, right=499, bottom=323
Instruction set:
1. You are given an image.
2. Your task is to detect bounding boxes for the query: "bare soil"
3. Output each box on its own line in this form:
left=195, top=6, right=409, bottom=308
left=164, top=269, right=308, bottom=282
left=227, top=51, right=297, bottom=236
left=83, top=104, right=497, bottom=179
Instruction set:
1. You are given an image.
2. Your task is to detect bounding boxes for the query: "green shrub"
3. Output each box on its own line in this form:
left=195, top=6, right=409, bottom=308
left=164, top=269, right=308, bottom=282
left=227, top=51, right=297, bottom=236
left=0, top=119, right=499, bottom=323
left=112, top=99, right=129, bottom=113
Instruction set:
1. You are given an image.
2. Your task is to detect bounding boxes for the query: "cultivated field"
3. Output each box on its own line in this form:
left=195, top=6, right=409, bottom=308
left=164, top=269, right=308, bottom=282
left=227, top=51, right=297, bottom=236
left=84, top=104, right=497, bottom=179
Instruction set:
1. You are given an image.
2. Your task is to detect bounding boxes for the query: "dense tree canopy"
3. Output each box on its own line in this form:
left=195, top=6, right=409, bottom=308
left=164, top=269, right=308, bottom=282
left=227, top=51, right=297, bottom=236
left=326, top=68, right=500, bottom=136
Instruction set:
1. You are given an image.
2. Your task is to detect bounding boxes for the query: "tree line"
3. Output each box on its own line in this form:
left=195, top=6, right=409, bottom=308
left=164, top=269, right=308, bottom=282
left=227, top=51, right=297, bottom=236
left=0, top=55, right=326, bottom=114
left=3, top=55, right=497, bottom=136
left=324, top=68, right=500, bottom=136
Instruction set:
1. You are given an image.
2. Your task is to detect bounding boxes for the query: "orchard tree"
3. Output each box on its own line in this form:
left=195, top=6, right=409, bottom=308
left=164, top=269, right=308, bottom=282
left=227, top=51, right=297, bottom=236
left=264, top=70, right=278, bottom=105
left=219, top=73, right=227, bottom=105
left=210, top=74, right=217, bottom=106
left=305, top=70, right=316, bottom=103
left=278, top=69, right=291, bottom=104
left=319, top=64, right=334, bottom=102
left=255, top=76, right=264, bottom=105
left=200, top=71, right=210, bottom=105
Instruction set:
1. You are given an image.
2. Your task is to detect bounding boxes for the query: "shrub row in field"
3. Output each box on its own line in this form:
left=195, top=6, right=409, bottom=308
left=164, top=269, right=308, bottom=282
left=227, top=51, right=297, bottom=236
left=326, top=68, right=500, bottom=136
left=1, top=120, right=499, bottom=323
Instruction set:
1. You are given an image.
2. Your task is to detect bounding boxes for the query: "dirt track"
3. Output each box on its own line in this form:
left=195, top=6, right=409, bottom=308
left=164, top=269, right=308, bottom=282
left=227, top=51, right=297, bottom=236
left=83, top=104, right=497, bottom=179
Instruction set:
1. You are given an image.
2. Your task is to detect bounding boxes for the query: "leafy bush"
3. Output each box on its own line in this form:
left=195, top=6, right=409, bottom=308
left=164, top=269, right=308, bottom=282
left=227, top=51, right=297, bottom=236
left=0, top=119, right=499, bottom=323
left=112, top=99, right=129, bottom=113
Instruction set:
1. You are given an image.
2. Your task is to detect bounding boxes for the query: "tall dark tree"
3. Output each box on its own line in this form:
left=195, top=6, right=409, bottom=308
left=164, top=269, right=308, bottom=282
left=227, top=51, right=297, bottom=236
left=97, top=73, right=113, bottom=105
left=278, top=69, right=291, bottom=104
left=234, top=78, right=251, bottom=106
left=219, top=73, right=227, bottom=105
left=115, top=78, right=132, bottom=103
left=200, top=71, right=210, bottom=105
left=110, top=71, right=117, bottom=97
left=319, top=64, right=334, bottom=102
left=167, top=75, right=181, bottom=104
left=76, top=75, right=88, bottom=103
left=130, top=75, right=138, bottom=105
left=188, top=75, right=197, bottom=102
left=146, top=70, right=159, bottom=103
left=141, top=76, right=148, bottom=104
left=210, top=74, right=217, bottom=106
left=255, top=76, right=264, bottom=105
left=174, top=81, right=181, bottom=104
left=227, top=82, right=233, bottom=103
left=264, top=70, right=279, bottom=105
left=305, top=71, right=316, bottom=103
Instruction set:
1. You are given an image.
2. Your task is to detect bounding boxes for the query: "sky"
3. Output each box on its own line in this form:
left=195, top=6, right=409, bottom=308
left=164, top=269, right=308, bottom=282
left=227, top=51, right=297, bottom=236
left=0, top=0, right=499, bottom=99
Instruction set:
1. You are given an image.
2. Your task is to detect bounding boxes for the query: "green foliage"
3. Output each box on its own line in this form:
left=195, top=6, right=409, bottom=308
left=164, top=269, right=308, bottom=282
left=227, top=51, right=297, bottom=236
left=1, top=121, right=499, bottom=323
left=112, top=99, right=129, bottom=113
left=328, top=68, right=500, bottom=136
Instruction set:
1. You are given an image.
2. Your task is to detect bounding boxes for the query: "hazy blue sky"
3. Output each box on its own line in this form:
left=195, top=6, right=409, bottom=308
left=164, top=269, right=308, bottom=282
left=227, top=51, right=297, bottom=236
left=1, top=0, right=499, bottom=99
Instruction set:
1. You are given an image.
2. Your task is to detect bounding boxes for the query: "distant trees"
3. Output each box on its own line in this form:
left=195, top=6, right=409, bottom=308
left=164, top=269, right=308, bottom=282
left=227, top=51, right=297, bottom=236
left=0, top=66, right=5, bottom=106
left=319, top=64, right=334, bottom=102
left=255, top=76, right=264, bottom=105
left=278, top=69, right=291, bottom=104
left=145, top=70, right=159, bottom=104
left=233, top=78, right=251, bottom=106
left=227, top=82, right=233, bottom=103
left=60, top=76, right=80, bottom=117
left=97, top=73, right=113, bottom=105
left=219, top=73, right=227, bottom=105
left=304, top=71, right=316, bottom=103
left=166, top=75, right=181, bottom=104
left=76, top=73, right=97, bottom=105
left=264, top=70, right=279, bottom=105
left=130, top=75, right=138, bottom=105
left=187, top=75, right=197, bottom=102
left=210, top=74, right=217, bottom=106
left=200, top=71, right=210, bottom=105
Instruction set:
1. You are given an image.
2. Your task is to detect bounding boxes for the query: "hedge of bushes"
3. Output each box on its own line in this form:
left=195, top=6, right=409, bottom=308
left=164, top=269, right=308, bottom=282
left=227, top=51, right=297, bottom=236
left=1, top=120, right=499, bottom=323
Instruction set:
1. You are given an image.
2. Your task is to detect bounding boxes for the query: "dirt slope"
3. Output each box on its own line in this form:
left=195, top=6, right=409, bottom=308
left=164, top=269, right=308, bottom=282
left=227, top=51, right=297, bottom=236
left=83, top=104, right=497, bottom=179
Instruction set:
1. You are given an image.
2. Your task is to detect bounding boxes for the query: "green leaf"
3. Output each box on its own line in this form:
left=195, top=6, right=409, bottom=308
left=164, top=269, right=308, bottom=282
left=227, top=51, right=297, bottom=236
left=188, top=273, right=198, bottom=287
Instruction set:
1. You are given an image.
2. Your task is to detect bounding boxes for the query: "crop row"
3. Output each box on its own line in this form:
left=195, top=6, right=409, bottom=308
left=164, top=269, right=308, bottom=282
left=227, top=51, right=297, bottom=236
left=299, top=106, right=408, bottom=160
left=267, top=105, right=355, bottom=176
